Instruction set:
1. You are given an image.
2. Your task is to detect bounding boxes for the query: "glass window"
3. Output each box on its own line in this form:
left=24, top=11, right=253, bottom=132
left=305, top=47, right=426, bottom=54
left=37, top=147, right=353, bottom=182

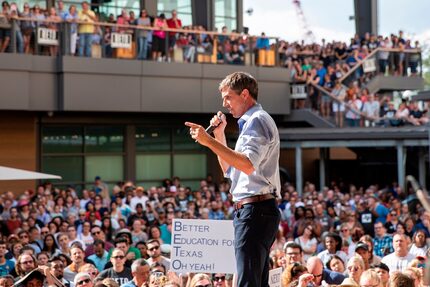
left=98, top=1, right=140, bottom=21
left=42, top=156, right=83, bottom=182
left=173, top=127, right=205, bottom=151
left=157, top=0, right=192, bottom=26
left=214, top=0, right=237, bottom=30
left=136, top=181, right=163, bottom=189
left=85, top=155, right=124, bottom=182
left=173, top=154, right=206, bottom=179
left=42, top=126, right=83, bottom=154
left=136, top=154, right=171, bottom=180
left=85, top=126, right=124, bottom=153
left=180, top=180, right=200, bottom=191
left=136, top=127, right=171, bottom=152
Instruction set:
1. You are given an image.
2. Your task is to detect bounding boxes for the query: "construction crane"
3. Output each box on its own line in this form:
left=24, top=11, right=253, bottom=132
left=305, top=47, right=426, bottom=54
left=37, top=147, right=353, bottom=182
left=292, top=0, right=316, bottom=43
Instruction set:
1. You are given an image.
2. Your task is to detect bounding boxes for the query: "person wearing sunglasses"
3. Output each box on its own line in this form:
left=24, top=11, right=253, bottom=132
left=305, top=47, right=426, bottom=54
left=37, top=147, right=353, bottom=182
left=212, top=273, right=227, bottom=287
left=146, top=239, right=170, bottom=273
left=73, top=272, right=93, bottom=287
left=189, top=273, right=212, bottom=287
left=96, top=248, right=132, bottom=285
left=345, top=255, right=364, bottom=286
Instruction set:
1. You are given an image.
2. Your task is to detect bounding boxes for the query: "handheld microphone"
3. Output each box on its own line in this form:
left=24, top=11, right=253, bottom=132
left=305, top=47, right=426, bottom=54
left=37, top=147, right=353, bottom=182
left=205, top=115, right=222, bottom=134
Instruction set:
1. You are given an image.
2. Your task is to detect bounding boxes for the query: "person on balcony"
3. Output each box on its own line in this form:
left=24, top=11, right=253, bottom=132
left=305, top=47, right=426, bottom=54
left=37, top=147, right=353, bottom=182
left=77, top=1, right=96, bottom=57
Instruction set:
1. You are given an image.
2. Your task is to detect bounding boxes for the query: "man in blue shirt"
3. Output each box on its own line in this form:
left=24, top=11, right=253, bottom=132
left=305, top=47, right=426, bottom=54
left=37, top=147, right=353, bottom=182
left=0, top=241, right=14, bottom=276
left=120, top=259, right=150, bottom=287
left=87, top=240, right=109, bottom=272
left=186, top=72, right=281, bottom=287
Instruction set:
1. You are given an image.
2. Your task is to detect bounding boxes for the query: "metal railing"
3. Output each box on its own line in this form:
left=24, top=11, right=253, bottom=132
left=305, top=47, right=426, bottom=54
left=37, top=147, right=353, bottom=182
left=2, top=16, right=280, bottom=66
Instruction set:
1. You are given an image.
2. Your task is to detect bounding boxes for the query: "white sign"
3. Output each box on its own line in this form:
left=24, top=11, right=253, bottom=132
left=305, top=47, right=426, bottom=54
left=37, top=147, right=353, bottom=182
left=37, top=28, right=58, bottom=46
left=111, top=33, right=132, bottom=49
left=171, top=219, right=236, bottom=274
left=363, top=58, right=377, bottom=73
left=291, top=84, right=307, bottom=99
left=269, top=267, right=282, bottom=287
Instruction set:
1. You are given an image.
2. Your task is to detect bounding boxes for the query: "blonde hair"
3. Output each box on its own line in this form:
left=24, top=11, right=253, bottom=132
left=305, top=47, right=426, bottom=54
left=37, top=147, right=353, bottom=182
left=347, top=255, right=365, bottom=270
left=360, top=270, right=381, bottom=286
left=189, top=274, right=212, bottom=287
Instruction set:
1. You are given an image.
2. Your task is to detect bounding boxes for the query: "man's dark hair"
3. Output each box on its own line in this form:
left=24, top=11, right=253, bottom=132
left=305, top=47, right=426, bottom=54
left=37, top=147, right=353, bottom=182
left=371, top=262, right=390, bottom=273
left=219, top=72, right=258, bottom=101
left=283, top=242, right=302, bottom=253
left=20, top=245, right=35, bottom=255
left=146, top=239, right=160, bottom=246
left=135, top=241, right=146, bottom=247
left=93, top=239, right=105, bottom=248
left=389, top=271, right=414, bottom=287
left=114, top=237, right=129, bottom=246
left=49, top=255, right=64, bottom=263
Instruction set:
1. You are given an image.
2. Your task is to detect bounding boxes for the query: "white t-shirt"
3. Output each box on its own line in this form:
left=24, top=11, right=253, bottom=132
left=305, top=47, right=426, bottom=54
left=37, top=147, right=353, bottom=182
left=381, top=252, right=415, bottom=273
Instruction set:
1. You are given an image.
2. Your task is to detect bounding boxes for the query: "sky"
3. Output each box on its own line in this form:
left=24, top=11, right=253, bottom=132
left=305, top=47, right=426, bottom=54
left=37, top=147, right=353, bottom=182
left=243, top=0, right=430, bottom=50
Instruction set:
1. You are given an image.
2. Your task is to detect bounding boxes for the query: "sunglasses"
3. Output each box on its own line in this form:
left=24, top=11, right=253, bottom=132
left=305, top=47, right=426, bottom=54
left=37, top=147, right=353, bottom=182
left=77, top=279, right=91, bottom=286
left=214, top=276, right=225, bottom=281
left=348, top=266, right=360, bottom=272
left=112, top=255, right=125, bottom=260
left=195, top=285, right=211, bottom=287
left=148, top=246, right=159, bottom=251
left=92, top=231, right=101, bottom=235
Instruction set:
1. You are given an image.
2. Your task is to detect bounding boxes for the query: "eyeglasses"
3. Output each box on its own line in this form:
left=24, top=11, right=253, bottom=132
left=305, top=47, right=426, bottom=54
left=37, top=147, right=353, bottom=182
left=341, top=229, right=348, bottom=232
left=92, top=231, right=101, bottom=235
left=77, top=279, right=91, bottom=286
left=348, top=266, right=360, bottom=272
left=112, top=255, right=125, bottom=260
left=148, top=246, right=159, bottom=251
left=214, top=276, right=225, bottom=281
left=21, top=260, right=34, bottom=265
left=195, top=285, right=211, bottom=287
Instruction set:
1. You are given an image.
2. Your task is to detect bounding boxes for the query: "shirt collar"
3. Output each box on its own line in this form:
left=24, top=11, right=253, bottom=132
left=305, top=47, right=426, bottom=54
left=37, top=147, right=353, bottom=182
left=237, top=103, right=261, bottom=128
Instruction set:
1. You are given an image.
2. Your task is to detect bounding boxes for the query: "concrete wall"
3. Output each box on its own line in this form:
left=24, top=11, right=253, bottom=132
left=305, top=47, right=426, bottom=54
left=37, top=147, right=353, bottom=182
left=0, top=54, right=291, bottom=115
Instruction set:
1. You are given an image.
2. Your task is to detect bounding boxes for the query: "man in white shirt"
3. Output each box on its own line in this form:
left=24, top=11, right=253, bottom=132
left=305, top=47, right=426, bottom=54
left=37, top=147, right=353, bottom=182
left=130, top=187, right=149, bottom=212
left=381, top=233, right=414, bottom=273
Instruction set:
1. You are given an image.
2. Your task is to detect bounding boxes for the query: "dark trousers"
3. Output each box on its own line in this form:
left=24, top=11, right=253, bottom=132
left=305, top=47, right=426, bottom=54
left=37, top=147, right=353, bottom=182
left=233, top=198, right=280, bottom=287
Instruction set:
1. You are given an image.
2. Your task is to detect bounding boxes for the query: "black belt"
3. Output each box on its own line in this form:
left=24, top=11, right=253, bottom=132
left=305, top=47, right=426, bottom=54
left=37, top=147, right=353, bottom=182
left=233, top=194, right=275, bottom=210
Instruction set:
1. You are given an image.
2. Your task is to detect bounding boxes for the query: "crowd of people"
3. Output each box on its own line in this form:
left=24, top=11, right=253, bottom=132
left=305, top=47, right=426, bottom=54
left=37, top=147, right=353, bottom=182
left=0, top=174, right=428, bottom=287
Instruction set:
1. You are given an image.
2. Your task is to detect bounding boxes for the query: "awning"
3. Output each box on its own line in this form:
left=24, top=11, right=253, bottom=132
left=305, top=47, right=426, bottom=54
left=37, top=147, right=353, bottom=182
left=0, top=166, right=61, bottom=180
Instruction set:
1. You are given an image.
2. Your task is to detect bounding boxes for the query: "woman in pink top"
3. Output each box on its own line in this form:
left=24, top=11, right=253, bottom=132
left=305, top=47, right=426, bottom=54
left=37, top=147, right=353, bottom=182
left=152, top=13, right=167, bottom=61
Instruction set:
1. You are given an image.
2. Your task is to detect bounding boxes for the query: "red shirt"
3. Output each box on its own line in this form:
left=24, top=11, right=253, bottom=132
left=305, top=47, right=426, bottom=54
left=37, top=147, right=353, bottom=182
left=167, top=17, right=182, bottom=36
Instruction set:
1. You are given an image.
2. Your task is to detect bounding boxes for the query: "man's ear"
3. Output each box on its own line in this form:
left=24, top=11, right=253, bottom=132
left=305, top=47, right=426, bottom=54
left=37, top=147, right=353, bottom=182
left=241, top=89, right=250, bottom=100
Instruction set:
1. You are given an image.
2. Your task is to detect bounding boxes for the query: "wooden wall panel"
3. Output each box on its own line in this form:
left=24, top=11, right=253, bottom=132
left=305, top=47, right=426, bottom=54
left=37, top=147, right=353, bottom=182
left=0, top=113, right=37, bottom=193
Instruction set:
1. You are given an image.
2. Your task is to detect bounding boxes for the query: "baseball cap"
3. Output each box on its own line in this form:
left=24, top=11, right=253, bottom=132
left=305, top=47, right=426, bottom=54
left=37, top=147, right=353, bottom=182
left=355, top=242, right=369, bottom=252
left=371, top=262, right=390, bottom=273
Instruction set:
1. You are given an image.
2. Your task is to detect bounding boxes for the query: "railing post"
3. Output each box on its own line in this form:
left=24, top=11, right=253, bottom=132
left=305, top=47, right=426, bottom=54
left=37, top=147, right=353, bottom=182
left=101, top=25, right=106, bottom=58
left=275, top=38, right=279, bottom=67
left=10, top=18, right=16, bottom=53
left=35, top=22, right=40, bottom=55
left=419, top=50, right=423, bottom=77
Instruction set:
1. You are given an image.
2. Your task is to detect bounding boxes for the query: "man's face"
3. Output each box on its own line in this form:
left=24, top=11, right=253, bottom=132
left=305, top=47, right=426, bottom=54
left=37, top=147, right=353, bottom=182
left=147, top=243, right=161, bottom=259
left=374, top=223, right=384, bottom=237
left=116, top=242, right=128, bottom=255
left=68, top=227, right=77, bottom=239
left=285, top=247, right=302, bottom=265
left=19, top=233, right=29, bottom=244
left=20, top=254, right=35, bottom=272
left=94, top=244, right=104, bottom=257
left=111, top=250, right=125, bottom=268
left=356, top=249, right=369, bottom=262
left=91, top=228, right=103, bottom=240
left=375, top=268, right=389, bottom=284
left=393, top=234, right=407, bottom=253
left=71, top=247, right=84, bottom=264
left=51, top=260, right=64, bottom=279
left=221, top=87, right=248, bottom=119
left=416, top=232, right=426, bottom=247
left=137, top=244, right=147, bottom=258
left=59, top=235, right=69, bottom=247
left=134, top=265, right=150, bottom=283
left=0, top=244, right=7, bottom=257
